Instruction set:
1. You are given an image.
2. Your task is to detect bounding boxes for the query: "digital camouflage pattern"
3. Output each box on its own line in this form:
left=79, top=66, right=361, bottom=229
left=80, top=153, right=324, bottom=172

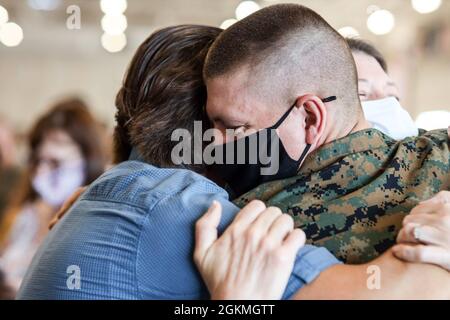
left=233, top=128, right=450, bottom=264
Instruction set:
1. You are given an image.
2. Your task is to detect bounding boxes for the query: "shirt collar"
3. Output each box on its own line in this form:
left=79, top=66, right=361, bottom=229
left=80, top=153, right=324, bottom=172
left=128, top=147, right=145, bottom=162
left=299, top=128, right=394, bottom=175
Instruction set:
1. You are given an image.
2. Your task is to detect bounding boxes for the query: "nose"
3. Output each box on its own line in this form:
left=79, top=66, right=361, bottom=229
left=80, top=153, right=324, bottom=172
left=368, top=87, right=387, bottom=101
left=211, top=127, right=229, bottom=145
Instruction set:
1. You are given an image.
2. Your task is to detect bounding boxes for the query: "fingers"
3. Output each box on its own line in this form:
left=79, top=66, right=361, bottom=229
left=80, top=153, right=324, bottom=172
left=397, top=223, right=448, bottom=247
left=396, top=222, right=420, bottom=244
left=48, top=216, right=59, bottom=230
left=267, top=214, right=294, bottom=243
left=194, top=200, right=222, bottom=266
left=249, top=207, right=283, bottom=240
left=419, top=191, right=450, bottom=206
left=409, top=201, right=450, bottom=217
left=49, top=186, right=87, bottom=230
left=392, top=244, right=450, bottom=270
left=403, top=211, right=450, bottom=230
left=282, top=229, right=306, bottom=254
left=228, top=200, right=267, bottom=232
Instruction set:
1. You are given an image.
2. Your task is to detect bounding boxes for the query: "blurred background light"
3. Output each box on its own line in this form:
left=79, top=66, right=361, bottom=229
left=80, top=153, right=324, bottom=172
left=235, top=1, right=261, bottom=20
left=338, top=26, right=360, bottom=38
left=220, top=18, right=237, bottom=29
left=411, top=0, right=442, bottom=14
left=0, top=5, right=8, bottom=26
left=100, top=0, right=128, bottom=15
left=367, top=9, right=395, bottom=35
left=415, top=111, right=450, bottom=131
left=27, top=0, right=61, bottom=11
left=101, top=32, right=127, bottom=53
left=101, top=14, right=127, bottom=35
left=0, top=22, right=24, bottom=47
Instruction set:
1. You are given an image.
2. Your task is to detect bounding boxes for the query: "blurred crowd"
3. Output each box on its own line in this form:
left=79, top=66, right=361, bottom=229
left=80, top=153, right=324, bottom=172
left=0, top=98, right=111, bottom=298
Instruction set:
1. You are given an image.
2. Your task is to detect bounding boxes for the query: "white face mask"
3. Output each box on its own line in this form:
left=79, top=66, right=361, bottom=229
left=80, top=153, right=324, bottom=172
left=32, top=160, right=86, bottom=207
left=362, top=97, right=419, bottom=140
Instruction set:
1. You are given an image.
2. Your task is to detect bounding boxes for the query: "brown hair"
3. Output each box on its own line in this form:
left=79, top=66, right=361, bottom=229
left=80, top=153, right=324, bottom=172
left=0, top=98, right=107, bottom=245
left=346, top=38, right=388, bottom=72
left=113, top=25, right=222, bottom=169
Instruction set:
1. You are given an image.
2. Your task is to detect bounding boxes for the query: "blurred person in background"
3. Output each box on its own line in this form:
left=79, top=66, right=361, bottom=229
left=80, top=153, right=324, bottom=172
left=347, top=38, right=398, bottom=102
left=347, top=38, right=450, bottom=270
left=347, top=38, right=419, bottom=140
left=0, top=98, right=108, bottom=293
left=0, top=270, right=14, bottom=300
left=0, top=118, right=21, bottom=220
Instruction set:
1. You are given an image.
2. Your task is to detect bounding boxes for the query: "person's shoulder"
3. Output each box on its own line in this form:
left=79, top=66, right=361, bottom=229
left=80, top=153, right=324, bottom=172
left=402, top=129, right=449, bottom=150
left=81, top=161, right=225, bottom=209
left=416, top=128, right=449, bottom=143
left=397, top=129, right=449, bottom=173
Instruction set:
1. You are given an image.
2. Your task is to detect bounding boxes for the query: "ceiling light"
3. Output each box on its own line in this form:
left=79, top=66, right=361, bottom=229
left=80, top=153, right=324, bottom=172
left=100, top=0, right=127, bottom=15
left=415, top=111, right=450, bottom=131
left=27, top=0, right=61, bottom=11
left=101, top=14, right=127, bottom=36
left=0, top=22, right=24, bottom=47
left=220, top=19, right=237, bottom=29
left=411, top=0, right=442, bottom=14
left=101, top=33, right=127, bottom=53
left=367, top=9, right=395, bottom=35
left=338, top=26, right=360, bottom=38
left=0, top=6, right=8, bottom=25
left=235, top=1, right=261, bottom=20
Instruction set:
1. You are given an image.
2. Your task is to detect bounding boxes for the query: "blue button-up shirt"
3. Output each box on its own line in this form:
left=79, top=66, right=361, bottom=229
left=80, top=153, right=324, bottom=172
left=17, top=160, right=340, bottom=300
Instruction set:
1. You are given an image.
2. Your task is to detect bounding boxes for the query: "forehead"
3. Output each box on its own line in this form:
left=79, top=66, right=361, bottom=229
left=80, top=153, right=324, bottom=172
left=352, top=52, right=389, bottom=81
left=205, top=67, right=276, bottom=124
left=206, top=69, right=251, bottom=117
left=37, top=129, right=80, bottom=160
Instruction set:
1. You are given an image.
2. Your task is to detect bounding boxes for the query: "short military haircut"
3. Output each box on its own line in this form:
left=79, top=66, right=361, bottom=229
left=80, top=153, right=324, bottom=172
left=204, top=4, right=361, bottom=120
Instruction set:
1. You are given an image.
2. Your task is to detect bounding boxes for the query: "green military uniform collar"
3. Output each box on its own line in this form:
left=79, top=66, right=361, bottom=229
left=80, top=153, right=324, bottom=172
left=299, top=128, right=395, bottom=176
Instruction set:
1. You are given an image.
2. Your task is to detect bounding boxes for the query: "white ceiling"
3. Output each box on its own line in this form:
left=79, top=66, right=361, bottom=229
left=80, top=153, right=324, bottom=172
left=0, top=0, right=448, bottom=132
left=0, top=0, right=449, bottom=57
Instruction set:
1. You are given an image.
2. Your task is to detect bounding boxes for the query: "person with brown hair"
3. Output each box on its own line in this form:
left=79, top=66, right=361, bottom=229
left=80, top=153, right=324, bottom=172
left=0, top=98, right=107, bottom=292
left=0, top=118, right=21, bottom=221
left=18, top=7, right=449, bottom=300
left=17, top=25, right=335, bottom=300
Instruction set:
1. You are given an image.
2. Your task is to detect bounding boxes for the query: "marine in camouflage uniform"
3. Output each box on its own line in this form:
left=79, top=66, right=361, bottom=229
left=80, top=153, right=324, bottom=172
left=233, top=128, right=450, bottom=264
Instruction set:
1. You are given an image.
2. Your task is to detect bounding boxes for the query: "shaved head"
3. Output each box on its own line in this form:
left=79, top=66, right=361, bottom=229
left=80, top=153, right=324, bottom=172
left=204, top=4, right=362, bottom=122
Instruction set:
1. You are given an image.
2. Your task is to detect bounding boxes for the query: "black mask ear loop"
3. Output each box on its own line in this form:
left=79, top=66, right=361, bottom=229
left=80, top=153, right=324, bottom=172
left=270, top=95, right=337, bottom=162
left=270, top=96, right=337, bottom=130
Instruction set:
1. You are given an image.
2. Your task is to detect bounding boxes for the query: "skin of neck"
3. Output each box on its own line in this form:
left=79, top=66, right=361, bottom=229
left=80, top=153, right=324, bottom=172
left=315, top=105, right=372, bottom=150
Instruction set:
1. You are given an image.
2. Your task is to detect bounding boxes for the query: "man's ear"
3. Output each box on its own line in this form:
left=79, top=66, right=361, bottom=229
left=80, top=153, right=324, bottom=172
left=296, top=95, right=327, bottom=146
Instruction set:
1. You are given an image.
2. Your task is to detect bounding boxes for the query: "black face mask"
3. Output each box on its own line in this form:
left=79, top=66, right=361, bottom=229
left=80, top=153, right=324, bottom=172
left=210, top=96, right=337, bottom=198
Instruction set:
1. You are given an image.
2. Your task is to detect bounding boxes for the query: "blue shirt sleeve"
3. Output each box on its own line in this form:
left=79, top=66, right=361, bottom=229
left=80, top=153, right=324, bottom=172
left=136, top=176, right=340, bottom=299
left=135, top=178, right=239, bottom=299
left=282, top=245, right=342, bottom=300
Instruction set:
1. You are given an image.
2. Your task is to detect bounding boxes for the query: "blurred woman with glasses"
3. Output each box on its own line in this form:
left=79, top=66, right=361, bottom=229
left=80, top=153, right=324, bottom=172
left=0, top=98, right=108, bottom=292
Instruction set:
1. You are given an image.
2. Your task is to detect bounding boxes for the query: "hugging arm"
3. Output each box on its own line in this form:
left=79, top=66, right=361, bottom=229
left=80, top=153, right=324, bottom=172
left=287, top=192, right=450, bottom=300
left=195, top=200, right=305, bottom=300
left=292, top=249, right=450, bottom=300
left=392, top=191, right=450, bottom=271
left=197, top=194, right=450, bottom=300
